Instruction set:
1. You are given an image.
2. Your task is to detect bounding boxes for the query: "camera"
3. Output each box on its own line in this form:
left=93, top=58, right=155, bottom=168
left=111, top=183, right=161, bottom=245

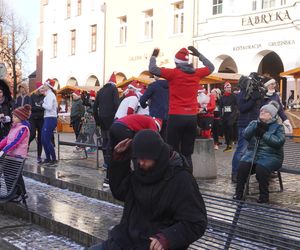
left=238, top=72, right=266, bottom=100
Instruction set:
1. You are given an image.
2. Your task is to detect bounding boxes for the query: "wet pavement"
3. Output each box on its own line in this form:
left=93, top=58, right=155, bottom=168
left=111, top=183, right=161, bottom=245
left=1, top=132, right=300, bottom=249
left=0, top=211, right=85, bottom=249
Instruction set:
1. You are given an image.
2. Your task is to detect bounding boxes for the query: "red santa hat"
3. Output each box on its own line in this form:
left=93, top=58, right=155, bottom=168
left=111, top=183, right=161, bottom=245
left=89, top=90, right=96, bottom=100
left=224, top=82, right=231, bottom=89
left=36, top=82, right=43, bottom=91
left=44, top=79, right=55, bottom=89
left=108, top=72, right=116, bottom=84
left=72, top=90, right=81, bottom=97
left=198, top=85, right=206, bottom=93
left=174, top=48, right=189, bottom=64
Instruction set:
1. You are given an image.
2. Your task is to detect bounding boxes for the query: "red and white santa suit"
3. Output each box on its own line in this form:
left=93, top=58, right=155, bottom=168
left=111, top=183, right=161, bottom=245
left=115, top=89, right=139, bottom=119
left=197, top=87, right=216, bottom=138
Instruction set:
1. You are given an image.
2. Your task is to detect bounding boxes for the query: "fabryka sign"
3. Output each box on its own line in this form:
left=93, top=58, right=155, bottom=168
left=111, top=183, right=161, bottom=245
left=242, top=9, right=291, bottom=26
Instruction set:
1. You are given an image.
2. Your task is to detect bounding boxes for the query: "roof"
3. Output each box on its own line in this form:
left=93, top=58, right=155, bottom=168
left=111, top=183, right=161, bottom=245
left=200, top=75, right=223, bottom=84
left=280, top=67, right=300, bottom=78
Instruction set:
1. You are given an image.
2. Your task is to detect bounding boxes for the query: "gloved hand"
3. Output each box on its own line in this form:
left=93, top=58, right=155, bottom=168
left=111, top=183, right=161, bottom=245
left=251, top=90, right=261, bottom=100
left=151, top=48, right=160, bottom=57
left=0, top=151, right=5, bottom=158
left=188, top=46, right=200, bottom=57
left=112, top=138, right=132, bottom=161
left=283, top=119, right=293, bottom=135
left=256, top=121, right=269, bottom=138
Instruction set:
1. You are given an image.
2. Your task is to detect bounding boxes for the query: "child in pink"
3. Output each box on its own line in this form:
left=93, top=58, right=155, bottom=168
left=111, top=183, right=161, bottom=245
left=0, top=104, right=31, bottom=200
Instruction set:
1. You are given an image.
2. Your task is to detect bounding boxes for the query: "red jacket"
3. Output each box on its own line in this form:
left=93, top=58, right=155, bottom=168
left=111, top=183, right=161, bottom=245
left=160, top=67, right=210, bottom=115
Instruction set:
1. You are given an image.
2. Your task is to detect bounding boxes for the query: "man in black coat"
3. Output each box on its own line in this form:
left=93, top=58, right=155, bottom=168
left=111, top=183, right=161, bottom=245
left=93, top=73, right=119, bottom=177
left=89, top=130, right=207, bottom=250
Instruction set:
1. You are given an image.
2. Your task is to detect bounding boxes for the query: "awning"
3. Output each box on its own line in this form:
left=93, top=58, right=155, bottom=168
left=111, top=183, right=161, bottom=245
left=57, top=85, right=100, bottom=95
left=116, top=77, right=154, bottom=89
left=199, top=75, right=223, bottom=84
left=280, top=67, right=300, bottom=78
left=210, top=72, right=242, bottom=84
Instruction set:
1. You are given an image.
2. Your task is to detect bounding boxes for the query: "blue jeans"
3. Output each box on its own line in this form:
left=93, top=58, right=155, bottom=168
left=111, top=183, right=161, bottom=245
left=232, top=127, right=248, bottom=175
left=41, top=117, right=57, bottom=161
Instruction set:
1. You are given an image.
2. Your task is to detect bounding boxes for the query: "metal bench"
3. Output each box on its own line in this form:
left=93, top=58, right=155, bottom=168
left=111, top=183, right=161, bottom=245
left=57, top=134, right=102, bottom=168
left=0, top=155, right=27, bottom=208
left=281, top=135, right=300, bottom=175
left=190, top=193, right=300, bottom=250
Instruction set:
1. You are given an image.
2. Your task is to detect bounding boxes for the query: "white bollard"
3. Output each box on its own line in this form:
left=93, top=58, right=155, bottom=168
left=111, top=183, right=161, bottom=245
left=192, top=138, right=217, bottom=179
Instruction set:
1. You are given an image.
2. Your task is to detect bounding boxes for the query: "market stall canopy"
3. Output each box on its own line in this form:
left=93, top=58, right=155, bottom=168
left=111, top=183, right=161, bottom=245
left=280, top=67, right=300, bottom=78
left=199, top=75, right=223, bottom=84
left=57, top=85, right=100, bottom=95
left=116, top=77, right=155, bottom=89
left=210, top=72, right=242, bottom=84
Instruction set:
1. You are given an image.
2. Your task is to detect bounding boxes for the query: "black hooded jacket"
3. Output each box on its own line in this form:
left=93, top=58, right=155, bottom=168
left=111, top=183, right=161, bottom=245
left=108, top=145, right=207, bottom=250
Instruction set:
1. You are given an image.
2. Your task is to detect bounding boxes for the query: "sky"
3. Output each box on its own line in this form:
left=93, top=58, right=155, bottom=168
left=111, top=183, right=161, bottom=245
left=9, top=0, right=40, bottom=77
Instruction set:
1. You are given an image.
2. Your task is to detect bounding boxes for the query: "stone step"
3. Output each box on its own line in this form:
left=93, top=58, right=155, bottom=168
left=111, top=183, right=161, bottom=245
left=0, top=177, right=123, bottom=248
left=0, top=211, right=85, bottom=250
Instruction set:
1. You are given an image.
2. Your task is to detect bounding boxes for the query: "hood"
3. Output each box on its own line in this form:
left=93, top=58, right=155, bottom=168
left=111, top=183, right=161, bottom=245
left=156, top=79, right=169, bottom=89
left=175, top=63, right=195, bottom=74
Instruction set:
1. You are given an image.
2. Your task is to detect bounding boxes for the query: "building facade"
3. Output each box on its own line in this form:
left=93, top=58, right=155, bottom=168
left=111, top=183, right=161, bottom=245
left=39, top=0, right=105, bottom=88
left=194, top=0, right=300, bottom=103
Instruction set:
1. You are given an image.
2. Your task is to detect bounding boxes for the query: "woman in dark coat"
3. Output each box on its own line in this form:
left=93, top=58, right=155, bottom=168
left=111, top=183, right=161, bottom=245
left=0, top=80, right=13, bottom=140
left=234, top=101, right=285, bottom=203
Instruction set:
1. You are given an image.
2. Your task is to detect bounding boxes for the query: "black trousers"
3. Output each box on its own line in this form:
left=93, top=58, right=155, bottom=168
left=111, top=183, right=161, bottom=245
left=71, top=118, right=82, bottom=139
left=167, top=114, right=197, bottom=169
left=29, top=118, right=44, bottom=158
left=236, top=161, right=271, bottom=200
left=212, top=118, right=221, bottom=144
left=222, top=119, right=233, bottom=146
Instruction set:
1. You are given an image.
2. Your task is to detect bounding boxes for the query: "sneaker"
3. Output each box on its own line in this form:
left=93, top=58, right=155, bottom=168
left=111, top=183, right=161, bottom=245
left=40, top=159, right=51, bottom=165
left=233, top=194, right=244, bottom=201
left=73, top=146, right=83, bottom=153
left=87, top=148, right=96, bottom=154
left=37, top=157, right=42, bottom=163
left=214, top=144, right=219, bottom=150
left=223, top=146, right=233, bottom=152
left=48, top=160, right=58, bottom=165
left=257, top=197, right=269, bottom=203
left=102, top=178, right=109, bottom=188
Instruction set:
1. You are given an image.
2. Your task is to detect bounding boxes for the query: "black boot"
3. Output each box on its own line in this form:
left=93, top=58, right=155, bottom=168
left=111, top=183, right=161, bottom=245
left=256, top=165, right=270, bottom=204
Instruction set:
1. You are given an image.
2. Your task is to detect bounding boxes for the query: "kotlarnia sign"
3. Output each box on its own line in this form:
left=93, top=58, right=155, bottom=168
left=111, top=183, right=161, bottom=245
left=242, top=9, right=291, bottom=26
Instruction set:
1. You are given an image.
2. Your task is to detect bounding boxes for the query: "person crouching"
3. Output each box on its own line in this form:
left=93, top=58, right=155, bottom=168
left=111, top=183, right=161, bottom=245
left=234, top=101, right=285, bottom=203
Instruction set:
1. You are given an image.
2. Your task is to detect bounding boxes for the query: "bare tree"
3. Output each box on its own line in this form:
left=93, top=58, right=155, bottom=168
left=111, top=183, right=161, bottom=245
left=0, top=0, right=28, bottom=98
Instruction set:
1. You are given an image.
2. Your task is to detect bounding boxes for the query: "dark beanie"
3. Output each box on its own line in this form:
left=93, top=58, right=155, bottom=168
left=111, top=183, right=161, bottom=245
left=132, top=129, right=164, bottom=160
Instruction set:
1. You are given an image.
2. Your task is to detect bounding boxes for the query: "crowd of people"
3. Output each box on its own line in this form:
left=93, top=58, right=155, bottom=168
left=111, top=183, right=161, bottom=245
left=0, top=44, right=295, bottom=249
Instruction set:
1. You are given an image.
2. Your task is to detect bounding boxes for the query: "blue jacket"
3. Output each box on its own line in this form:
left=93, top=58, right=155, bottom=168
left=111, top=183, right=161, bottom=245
left=237, top=90, right=261, bottom=128
left=139, top=80, right=169, bottom=120
left=241, top=120, right=285, bottom=171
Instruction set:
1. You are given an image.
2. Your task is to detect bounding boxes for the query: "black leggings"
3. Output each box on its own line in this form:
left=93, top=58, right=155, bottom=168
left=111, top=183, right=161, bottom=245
left=167, top=114, right=197, bottom=168
left=29, top=118, right=44, bottom=158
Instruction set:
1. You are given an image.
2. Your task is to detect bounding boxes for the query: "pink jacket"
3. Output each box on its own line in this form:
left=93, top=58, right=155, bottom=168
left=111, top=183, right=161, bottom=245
left=0, top=122, right=30, bottom=158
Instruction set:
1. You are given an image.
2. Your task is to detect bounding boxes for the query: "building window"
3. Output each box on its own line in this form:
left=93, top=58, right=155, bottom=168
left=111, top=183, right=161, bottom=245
left=172, top=1, right=184, bottom=34
left=252, top=0, right=257, bottom=11
left=66, top=0, right=71, bottom=18
left=143, top=9, right=153, bottom=40
left=212, top=0, right=223, bottom=15
left=77, top=0, right=82, bottom=16
left=91, top=24, right=97, bottom=52
left=70, top=29, right=76, bottom=55
left=52, top=34, right=57, bottom=58
left=118, top=16, right=127, bottom=45
left=281, top=0, right=286, bottom=5
left=262, top=0, right=275, bottom=9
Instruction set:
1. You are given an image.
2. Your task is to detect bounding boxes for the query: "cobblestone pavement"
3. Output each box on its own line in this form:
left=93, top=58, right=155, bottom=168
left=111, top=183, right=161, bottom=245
left=0, top=211, right=85, bottom=250
left=26, top=133, right=300, bottom=211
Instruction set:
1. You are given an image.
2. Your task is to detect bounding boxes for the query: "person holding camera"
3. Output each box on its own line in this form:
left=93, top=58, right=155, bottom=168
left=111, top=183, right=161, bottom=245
left=234, top=101, right=285, bottom=203
left=231, top=80, right=262, bottom=183
left=148, top=46, right=214, bottom=170
left=88, top=129, right=207, bottom=250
